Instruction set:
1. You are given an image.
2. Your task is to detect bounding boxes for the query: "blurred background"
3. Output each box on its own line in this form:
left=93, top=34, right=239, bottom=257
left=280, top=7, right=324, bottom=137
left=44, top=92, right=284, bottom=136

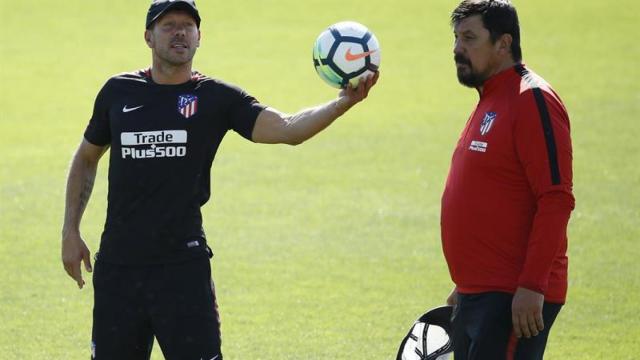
left=1, top=0, right=638, bottom=358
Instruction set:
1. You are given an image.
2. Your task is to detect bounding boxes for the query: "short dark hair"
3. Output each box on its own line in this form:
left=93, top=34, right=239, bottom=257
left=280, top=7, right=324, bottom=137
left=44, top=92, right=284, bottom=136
left=451, top=0, right=522, bottom=62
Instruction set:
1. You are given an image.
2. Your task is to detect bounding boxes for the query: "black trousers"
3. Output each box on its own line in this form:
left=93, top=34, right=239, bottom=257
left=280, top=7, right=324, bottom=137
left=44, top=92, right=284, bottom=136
left=91, top=257, right=222, bottom=360
left=453, top=292, right=562, bottom=360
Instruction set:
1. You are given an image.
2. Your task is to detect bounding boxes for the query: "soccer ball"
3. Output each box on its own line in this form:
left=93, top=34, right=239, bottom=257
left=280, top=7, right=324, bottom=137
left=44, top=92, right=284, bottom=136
left=313, top=21, right=381, bottom=89
left=396, top=306, right=454, bottom=360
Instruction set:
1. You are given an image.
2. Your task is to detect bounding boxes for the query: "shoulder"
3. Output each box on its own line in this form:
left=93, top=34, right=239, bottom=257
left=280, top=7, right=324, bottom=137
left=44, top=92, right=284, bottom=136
left=192, top=72, right=253, bottom=99
left=109, top=69, right=151, bottom=84
left=514, top=65, right=564, bottom=106
left=192, top=72, right=244, bottom=92
left=98, top=69, right=151, bottom=93
left=512, top=65, right=569, bottom=125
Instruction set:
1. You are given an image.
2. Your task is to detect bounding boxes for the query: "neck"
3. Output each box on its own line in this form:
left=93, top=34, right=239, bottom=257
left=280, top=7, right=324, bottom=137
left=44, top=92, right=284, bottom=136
left=477, top=59, right=517, bottom=94
left=150, top=58, right=193, bottom=85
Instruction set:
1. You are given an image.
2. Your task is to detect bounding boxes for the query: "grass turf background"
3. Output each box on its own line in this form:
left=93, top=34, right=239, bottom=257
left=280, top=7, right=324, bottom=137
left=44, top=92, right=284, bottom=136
left=1, top=0, right=638, bottom=358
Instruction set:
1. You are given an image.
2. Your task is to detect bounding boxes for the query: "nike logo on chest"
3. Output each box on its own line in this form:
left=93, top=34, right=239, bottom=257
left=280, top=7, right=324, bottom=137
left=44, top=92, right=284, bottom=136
left=122, top=105, right=144, bottom=113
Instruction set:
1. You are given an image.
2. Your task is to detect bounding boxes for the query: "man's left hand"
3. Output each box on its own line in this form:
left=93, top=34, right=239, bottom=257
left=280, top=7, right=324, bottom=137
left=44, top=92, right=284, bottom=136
left=336, top=72, right=379, bottom=112
left=511, top=287, right=544, bottom=338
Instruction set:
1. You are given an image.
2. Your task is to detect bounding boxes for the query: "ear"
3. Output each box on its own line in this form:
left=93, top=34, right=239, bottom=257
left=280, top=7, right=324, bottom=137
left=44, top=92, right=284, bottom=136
left=497, top=33, right=513, bottom=56
left=196, top=29, right=201, bottom=48
left=144, top=29, right=153, bottom=48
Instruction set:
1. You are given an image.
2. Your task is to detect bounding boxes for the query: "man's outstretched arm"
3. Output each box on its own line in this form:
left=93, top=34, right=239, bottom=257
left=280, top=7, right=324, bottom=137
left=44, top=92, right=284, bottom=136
left=251, top=73, right=379, bottom=145
left=61, top=139, right=108, bottom=289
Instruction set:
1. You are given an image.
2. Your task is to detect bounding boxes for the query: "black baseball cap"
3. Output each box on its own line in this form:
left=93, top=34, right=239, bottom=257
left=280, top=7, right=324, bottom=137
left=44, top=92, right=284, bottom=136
left=146, top=0, right=201, bottom=29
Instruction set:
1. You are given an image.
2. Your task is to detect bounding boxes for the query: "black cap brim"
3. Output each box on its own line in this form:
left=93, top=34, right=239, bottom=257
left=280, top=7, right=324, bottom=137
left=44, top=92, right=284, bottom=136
left=417, top=305, right=454, bottom=335
left=146, top=1, right=201, bottom=29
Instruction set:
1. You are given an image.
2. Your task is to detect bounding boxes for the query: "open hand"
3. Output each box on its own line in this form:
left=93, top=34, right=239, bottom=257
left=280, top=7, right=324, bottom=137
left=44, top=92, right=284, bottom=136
left=62, top=232, right=92, bottom=289
left=337, top=72, right=380, bottom=111
left=512, top=287, right=544, bottom=338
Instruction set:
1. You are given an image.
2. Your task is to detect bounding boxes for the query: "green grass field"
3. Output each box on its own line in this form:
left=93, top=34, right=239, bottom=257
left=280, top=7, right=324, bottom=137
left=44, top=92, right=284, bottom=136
left=1, top=0, right=639, bottom=358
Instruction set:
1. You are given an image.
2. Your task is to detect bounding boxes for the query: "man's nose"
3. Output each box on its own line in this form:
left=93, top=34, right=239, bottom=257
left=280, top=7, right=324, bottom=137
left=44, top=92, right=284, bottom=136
left=174, top=25, right=187, bottom=36
left=453, top=39, right=463, bottom=55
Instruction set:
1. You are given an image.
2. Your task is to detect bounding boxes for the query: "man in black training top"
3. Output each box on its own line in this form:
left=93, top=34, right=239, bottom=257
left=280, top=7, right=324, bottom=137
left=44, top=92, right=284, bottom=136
left=61, top=1, right=379, bottom=359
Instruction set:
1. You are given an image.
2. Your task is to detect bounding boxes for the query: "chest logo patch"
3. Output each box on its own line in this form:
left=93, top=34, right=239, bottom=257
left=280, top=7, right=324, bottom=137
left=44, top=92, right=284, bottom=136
left=120, top=130, right=187, bottom=159
left=469, top=140, right=488, bottom=152
left=177, top=94, right=198, bottom=119
left=479, top=111, right=497, bottom=136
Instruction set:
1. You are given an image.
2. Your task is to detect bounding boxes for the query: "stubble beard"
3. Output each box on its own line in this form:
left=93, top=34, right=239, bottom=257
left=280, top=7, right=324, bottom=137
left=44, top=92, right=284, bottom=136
left=163, top=50, right=196, bottom=67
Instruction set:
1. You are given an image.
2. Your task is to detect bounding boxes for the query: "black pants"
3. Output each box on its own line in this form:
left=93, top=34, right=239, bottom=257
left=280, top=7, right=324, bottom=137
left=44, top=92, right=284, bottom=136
left=453, top=292, right=562, bottom=360
left=91, top=257, right=222, bottom=360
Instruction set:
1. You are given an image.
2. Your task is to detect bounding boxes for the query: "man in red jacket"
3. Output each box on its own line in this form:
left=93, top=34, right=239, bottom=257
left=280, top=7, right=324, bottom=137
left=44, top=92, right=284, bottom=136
left=441, top=1, right=574, bottom=359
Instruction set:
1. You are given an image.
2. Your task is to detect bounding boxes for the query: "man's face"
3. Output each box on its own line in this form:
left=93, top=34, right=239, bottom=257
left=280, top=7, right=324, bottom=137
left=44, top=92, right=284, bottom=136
left=146, top=10, right=200, bottom=66
left=452, top=15, right=501, bottom=88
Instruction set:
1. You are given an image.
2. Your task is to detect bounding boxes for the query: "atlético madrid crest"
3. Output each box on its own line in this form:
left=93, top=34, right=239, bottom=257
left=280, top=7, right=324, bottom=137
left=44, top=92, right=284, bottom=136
left=177, top=94, right=198, bottom=119
left=480, top=111, right=497, bottom=135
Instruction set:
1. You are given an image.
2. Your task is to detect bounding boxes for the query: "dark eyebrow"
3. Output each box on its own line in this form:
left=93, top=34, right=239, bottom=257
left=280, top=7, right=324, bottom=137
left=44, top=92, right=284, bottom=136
left=453, top=28, right=476, bottom=36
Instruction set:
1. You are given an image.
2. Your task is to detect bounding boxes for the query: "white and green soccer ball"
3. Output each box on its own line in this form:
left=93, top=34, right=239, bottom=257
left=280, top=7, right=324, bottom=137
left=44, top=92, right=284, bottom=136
left=313, top=21, right=381, bottom=89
